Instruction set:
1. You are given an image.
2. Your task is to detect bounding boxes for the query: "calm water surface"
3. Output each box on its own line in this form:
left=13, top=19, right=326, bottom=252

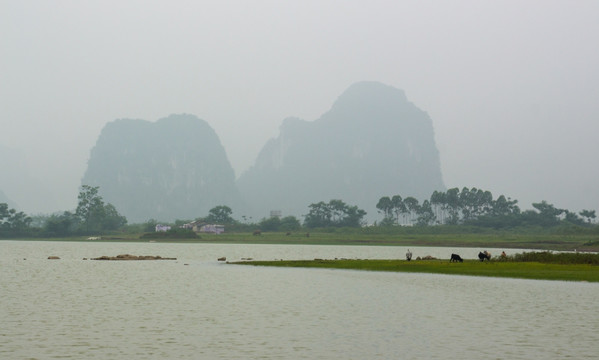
left=1, top=241, right=597, bottom=359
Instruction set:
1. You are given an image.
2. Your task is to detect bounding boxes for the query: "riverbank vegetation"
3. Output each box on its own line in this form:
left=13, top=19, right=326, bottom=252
left=13, top=231, right=599, bottom=254
left=230, top=251, right=599, bottom=282
left=2, top=186, right=598, bottom=253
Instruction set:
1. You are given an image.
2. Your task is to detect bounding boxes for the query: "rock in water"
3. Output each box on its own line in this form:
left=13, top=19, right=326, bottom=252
left=91, top=254, right=176, bottom=260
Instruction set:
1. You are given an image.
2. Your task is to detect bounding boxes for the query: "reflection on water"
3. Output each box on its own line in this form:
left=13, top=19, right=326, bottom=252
left=1, top=241, right=597, bottom=359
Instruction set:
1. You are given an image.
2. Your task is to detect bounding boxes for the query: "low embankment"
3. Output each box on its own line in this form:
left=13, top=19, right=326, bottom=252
left=15, top=229, right=599, bottom=252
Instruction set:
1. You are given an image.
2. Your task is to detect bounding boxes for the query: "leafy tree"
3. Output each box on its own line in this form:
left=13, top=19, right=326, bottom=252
left=376, top=196, right=394, bottom=222
left=379, top=187, right=596, bottom=230
left=339, top=204, right=367, bottom=227
left=531, top=201, right=564, bottom=226
left=259, top=216, right=281, bottom=231
left=0, top=203, right=9, bottom=222
left=416, top=200, right=435, bottom=226
left=563, top=210, right=584, bottom=226
left=444, top=188, right=461, bottom=225
left=304, top=201, right=332, bottom=228
left=0, top=203, right=32, bottom=234
left=102, top=203, right=128, bottom=230
left=459, top=187, right=493, bottom=220
left=29, top=214, right=49, bottom=228
left=44, top=211, right=79, bottom=236
left=403, top=197, right=420, bottom=225
left=75, top=185, right=127, bottom=233
left=532, top=201, right=564, bottom=218
left=579, top=210, right=597, bottom=224
left=427, top=187, right=519, bottom=226
left=205, top=205, right=234, bottom=224
left=304, top=200, right=366, bottom=228
left=430, top=190, right=446, bottom=224
left=76, top=185, right=105, bottom=232
left=329, top=199, right=348, bottom=224
left=279, top=216, right=301, bottom=231
left=392, top=195, right=408, bottom=225
left=492, top=195, right=520, bottom=216
left=378, top=216, right=396, bottom=227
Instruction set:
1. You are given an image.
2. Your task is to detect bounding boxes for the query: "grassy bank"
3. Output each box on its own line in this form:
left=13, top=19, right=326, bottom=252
left=230, top=258, right=599, bottom=282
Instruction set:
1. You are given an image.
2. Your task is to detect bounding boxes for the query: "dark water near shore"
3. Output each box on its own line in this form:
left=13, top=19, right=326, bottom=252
left=1, top=241, right=597, bottom=359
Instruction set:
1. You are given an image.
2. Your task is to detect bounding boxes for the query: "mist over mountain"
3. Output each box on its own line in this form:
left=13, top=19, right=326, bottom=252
left=81, top=114, right=242, bottom=223
left=0, top=189, right=17, bottom=209
left=237, top=81, right=445, bottom=222
left=0, top=145, right=56, bottom=213
left=81, top=83, right=445, bottom=224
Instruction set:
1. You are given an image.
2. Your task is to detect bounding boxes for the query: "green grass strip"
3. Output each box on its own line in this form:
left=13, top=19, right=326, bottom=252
left=230, top=259, right=599, bottom=282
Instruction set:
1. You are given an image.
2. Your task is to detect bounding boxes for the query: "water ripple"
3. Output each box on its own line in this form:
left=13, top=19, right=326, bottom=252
left=1, top=241, right=597, bottom=359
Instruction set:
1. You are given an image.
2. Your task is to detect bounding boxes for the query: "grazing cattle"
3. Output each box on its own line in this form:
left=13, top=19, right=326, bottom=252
left=253, top=230, right=261, bottom=236
left=478, top=251, right=491, bottom=262
left=450, top=253, right=463, bottom=262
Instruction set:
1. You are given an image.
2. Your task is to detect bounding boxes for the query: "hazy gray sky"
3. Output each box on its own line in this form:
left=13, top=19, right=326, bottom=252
left=1, top=0, right=598, bottom=215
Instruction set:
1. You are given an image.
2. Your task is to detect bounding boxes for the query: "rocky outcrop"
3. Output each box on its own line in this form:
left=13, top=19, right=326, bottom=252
left=82, top=114, right=242, bottom=223
left=237, top=81, right=445, bottom=222
left=82, top=82, right=445, bottom=224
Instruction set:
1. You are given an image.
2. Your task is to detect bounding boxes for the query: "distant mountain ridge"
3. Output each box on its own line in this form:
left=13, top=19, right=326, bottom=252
left=82, top=114, right=242, bottom=223
left=82, top=82, right=445, bottom=224
left=237, top=81, right=445, bottom=221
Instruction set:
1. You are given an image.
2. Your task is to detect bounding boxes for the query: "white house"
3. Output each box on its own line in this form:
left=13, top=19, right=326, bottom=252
left=199, top=224, right=224, bottom=234
left=155, top=224, right=171, bottom=232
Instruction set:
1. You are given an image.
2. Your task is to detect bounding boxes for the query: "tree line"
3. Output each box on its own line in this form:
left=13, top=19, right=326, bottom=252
left=0, top=185, right=126, bottom=237
left=1, top=185, right=597, bottom=238
left=376, top=187, right=596, bottom=228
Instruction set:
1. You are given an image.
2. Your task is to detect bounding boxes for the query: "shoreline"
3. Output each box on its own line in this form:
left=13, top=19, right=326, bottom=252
left=229, top=258, right=599, bottom=282
left=3, top=232, right=599, bottom=253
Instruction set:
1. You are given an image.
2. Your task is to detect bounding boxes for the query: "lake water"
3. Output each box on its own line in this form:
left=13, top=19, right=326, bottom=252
left=1, top=241, right=597, bottom=359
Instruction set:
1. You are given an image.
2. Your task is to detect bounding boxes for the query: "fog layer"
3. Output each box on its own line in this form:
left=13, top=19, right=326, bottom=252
left=1, top=1, right=598, bottom=215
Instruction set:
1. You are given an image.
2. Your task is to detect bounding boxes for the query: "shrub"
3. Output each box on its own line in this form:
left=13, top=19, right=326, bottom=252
left=512, top=251, right=599, bottom=265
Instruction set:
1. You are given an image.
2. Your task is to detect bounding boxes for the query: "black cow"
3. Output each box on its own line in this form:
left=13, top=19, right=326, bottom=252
left=478, top=251, right=491, bottom=262
left=450, top=253, right=463, bottom=262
